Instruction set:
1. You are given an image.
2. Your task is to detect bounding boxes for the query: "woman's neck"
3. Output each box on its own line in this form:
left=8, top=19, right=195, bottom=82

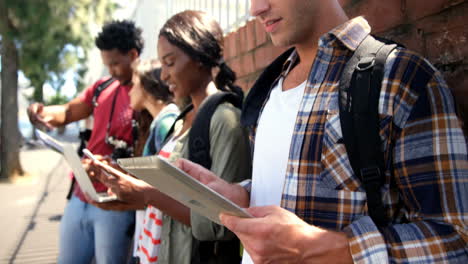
left=144, top=99, right=166, bottom=118
left=190, top=81, right=218, bottom=112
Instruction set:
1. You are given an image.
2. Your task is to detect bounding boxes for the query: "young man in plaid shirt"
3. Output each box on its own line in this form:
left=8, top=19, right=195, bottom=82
left=178, top=0, right=468, bottom=263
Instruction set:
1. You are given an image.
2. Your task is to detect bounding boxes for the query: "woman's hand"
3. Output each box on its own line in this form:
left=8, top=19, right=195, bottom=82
left=84, top=193, right=146, bottom=211
left=92, top=160, right=154, bottom=208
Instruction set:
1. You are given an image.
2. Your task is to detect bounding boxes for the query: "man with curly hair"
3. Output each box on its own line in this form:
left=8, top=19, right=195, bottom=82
left=28, top=20, right=144, bottom=264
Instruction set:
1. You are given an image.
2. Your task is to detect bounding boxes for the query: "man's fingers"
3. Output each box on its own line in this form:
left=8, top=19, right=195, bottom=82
left=246, top=205, right=280, bottom=218
left=175, top=158, right=217, bottom=184
left=220, top=213, right=264, bottom=235
left=220, top=206, right=286, bottom=234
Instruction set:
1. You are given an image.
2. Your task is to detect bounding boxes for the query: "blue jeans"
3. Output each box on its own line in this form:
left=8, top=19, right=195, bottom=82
left=58, top=195, right=135, bottom=264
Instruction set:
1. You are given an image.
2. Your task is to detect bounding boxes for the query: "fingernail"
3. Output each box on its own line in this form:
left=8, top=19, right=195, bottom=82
left=219, top=213, right=226, bottom=223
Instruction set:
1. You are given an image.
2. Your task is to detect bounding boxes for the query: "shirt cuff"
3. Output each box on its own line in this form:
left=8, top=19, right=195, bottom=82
left=343, top=216, right=389, bottom=264
left=237, top=179, right=252, bottom=195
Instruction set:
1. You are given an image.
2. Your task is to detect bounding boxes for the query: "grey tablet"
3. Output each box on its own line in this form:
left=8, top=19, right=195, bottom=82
left=117, top=155, right=252, bottom=225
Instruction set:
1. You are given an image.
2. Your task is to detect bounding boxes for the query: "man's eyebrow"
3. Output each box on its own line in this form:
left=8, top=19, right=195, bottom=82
left=161, top=52, right=174, bottom=61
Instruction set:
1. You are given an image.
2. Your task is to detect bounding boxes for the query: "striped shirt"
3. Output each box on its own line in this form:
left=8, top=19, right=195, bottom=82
left=242, top=16, right=468, bottom=263
left=135, top=104, right=179, bottom=264
left=136, top=138, right=177, bottom=264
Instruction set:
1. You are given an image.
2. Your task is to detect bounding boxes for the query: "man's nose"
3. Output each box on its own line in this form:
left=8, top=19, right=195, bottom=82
left=250, top=0, right=270, bottom=17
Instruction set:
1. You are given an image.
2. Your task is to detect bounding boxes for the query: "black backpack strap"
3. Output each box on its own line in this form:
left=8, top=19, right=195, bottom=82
left=339, top=34, right=398, bottom=227
left=92, top=77, right=116, bottom=107
left=162, top=104, right=194, bottom=145
left=185, top=92, right=242, bottom=262
left=189, top=92, right=242, bottom=169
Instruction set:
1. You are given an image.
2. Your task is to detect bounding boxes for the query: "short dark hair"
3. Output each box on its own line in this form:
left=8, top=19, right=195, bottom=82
left=95, top=20, right=144, bottom=55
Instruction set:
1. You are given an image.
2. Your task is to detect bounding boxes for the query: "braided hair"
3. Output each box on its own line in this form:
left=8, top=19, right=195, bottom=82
left=159, top=10, right=243, bottom=99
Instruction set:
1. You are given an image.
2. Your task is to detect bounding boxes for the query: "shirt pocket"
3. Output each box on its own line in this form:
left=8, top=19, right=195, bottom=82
left=319, top=110, right=363, bottom=192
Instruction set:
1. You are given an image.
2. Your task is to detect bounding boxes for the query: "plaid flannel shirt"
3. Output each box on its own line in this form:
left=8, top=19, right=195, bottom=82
left=241, top=17, right=467, bottom=263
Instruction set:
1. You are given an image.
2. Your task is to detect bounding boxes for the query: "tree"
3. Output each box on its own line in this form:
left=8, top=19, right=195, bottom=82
left=0, top=0, right=116, bottom=179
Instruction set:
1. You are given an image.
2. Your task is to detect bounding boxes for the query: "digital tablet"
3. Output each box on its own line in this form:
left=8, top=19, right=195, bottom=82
left=35, top=129, right=117, bottom=203
left=117, top=155, right=252, bottom=225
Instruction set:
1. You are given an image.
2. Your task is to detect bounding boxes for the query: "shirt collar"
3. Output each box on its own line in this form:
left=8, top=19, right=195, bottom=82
left=320, top=16, right=371, bottom=51
left=280, top=17, right=371, bottom=77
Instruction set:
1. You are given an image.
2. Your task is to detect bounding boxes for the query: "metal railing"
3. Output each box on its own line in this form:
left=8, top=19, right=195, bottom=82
left=164, top=0, right=251, bottom=34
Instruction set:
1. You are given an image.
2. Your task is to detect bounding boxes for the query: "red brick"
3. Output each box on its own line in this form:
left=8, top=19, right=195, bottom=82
left=443, top=68, right=468, bottom=134
left=240, top=52, right=256, bottom=78
left=425, top=26, right=468, bottom=65
left=225, top=31, right=239, bottom=59
left=224, top=34, right=232, bottom=60
left=238, top=25, right=249, bottom=54
left=405, top=0, right=449, bottom=21
left=255, top=18, right=268, bottom=46
left=254, top=43, right=282, bottom=72
left=379, top=24, right=426, bottom=54
left=227, top=57, right=242, bottom=77
left=253, top=45, right=268, bottom=71
left=246, top=20, right=257, bottom=52
left=344, top=0, right=406, bottom=33
left=412, top=2, right=468, bottom=34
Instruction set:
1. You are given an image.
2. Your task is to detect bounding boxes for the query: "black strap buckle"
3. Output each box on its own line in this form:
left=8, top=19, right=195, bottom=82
left=360, top=166, right=381, bottom=183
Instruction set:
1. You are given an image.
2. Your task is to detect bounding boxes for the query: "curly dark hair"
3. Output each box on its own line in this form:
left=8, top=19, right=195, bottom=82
left=95, top=20, right=144, bottom=55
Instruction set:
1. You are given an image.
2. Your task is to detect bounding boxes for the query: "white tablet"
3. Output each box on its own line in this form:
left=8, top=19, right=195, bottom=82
left=117, top=155, right=252, bottom=225
left=35, top=129, right=117, bottom=203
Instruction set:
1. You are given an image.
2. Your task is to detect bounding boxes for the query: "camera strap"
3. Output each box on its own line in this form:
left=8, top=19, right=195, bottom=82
left=105, top=85, right=137, bottom=155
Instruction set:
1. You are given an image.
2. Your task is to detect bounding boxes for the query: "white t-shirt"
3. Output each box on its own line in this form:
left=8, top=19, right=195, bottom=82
left=242, top=77, right=306, bottom=264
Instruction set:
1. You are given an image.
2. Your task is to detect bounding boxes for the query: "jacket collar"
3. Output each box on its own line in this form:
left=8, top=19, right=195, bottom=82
left=241, top=47, right=295, bottom=126
left=241, top=17, right=372, bottom=127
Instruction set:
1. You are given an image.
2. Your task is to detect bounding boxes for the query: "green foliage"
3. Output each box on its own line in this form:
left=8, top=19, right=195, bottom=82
left=46, top=93, right=70, bottom=106
left=2, top=0, right=117, bottom=102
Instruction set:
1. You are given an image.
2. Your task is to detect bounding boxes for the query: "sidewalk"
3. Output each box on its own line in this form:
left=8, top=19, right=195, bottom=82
left=0, top=146, right=70, bottom=263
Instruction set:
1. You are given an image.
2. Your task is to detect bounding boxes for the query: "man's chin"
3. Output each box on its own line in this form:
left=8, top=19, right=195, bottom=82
left=116, top=78, right=131, bottom=85
left=270, top=34, right=294, bottom=48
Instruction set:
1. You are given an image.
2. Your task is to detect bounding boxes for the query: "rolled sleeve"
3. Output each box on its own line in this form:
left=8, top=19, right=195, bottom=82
left=343, top=216, right=389, bottom=264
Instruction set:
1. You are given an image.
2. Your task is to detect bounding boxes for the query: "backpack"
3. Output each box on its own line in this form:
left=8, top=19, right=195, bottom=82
left=164, top=91, right=243, bottom=263
left=339, top=34, right=401, bottom=227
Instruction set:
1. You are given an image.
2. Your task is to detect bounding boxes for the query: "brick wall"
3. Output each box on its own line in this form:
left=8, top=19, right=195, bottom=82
left=225, top=0, right=468, bottom=130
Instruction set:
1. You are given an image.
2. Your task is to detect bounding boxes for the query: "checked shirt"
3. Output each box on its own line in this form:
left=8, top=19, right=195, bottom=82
left=241, top=17, right=468, bottom=263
